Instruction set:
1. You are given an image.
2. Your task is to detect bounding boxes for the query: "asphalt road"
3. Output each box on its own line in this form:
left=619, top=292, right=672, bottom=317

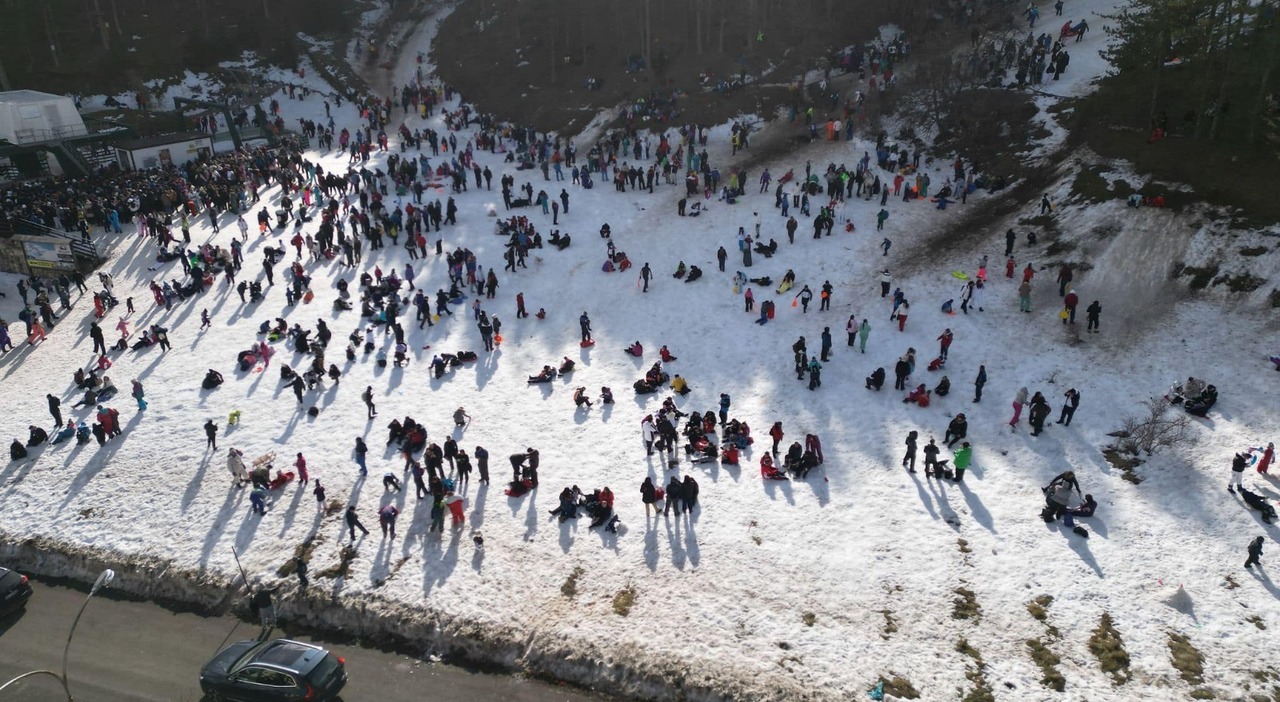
left=0, top=577, right=610, bottom=702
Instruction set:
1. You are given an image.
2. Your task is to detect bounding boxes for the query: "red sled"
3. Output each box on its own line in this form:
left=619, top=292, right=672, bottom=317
left=580, top=339, right=596, bottom=348
left=767, top=306, right=775, bottom=319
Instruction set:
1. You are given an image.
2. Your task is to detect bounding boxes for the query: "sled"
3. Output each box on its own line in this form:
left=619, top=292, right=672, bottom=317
left=580, top=339, right=595, bottom=348
left=732, top=283, right=740, bottom=294
left=767, top=305, right=776, bottom=319
left=951, top=271, right=969, bottom=280
left=252, top=451, right=277, bottom=468
left=776, top=280, right=794, bottom=294
left=493, top=334, right=503, bottom=346
left=791, top=298, right=799, bottom=307
left=302, top=291, right=315, bottom=304
left=432, top=314, right=441, bottom=322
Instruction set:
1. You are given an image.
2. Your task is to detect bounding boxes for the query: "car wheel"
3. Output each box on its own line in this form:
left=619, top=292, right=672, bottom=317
left=202, top=691, right=225, bottom=702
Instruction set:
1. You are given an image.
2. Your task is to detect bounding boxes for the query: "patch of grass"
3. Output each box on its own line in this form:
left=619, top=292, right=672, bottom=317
left=880, top=609, right=899, bottom=639
left=877, top=674, right=920, bottom=700
left=612, top=585, right=636, bottom=616
left=1240, top=246, right=1270, bottom=257
left=1270, top=289, right=1280, bottom=308
left=324, top=499, right=344, bottom=516
left=751, top=534, right=763, bottom=546
left=955, top=638, right=995, bottom=702
left=276, top=534, right=323, bottom=577
left=957, top=538, right=972, bottom=554
left=561, top=566, right=585, bottom=599
left=1027, top=638, right=1066, bottom=691
left=1089, top=613, right=1132, bottom=685
left=1169, top=632, right=1206, bottom=685
left=1178, top=263, right=1221, bottom=291
left=1043, top=238, right=1078, bottom=258
left=1224, top=574, right=1241, bottom=590
left=1189, top=688, right=1215, bottom=700
left=802, top=612, right=816, bottom=627
left=315, top=544, right=357, bottom=580
left=1027, top=594, right=1054, bottom=622
left=952, top=587, right=981, bottom=621
left=1070, top=166, right=1114, bottom=203
left=1102, top=447, right=1145, bottom=484
left=1247, top=615, right=1266, bottom=630
left=1214, top=272, right=1266, bottom=293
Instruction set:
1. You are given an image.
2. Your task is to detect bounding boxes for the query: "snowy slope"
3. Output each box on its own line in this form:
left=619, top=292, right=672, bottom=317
left=3, top=2, right=1280, bottom=701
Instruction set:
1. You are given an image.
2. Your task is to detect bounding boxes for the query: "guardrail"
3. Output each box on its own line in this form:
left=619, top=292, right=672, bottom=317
left=12, top=218, right=103, bottom=262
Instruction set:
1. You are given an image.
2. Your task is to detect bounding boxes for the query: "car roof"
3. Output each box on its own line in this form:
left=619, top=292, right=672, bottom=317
left=248, top=639, right=328, bottom=674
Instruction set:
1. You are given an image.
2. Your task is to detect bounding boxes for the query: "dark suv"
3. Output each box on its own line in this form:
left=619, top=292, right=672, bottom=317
left=199, top=638, right=347, bottom=701
left=0, top=566, right=34, bottom=616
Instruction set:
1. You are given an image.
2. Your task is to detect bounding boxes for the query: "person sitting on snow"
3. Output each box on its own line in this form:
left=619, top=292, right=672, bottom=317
left=671, top=375, right=690, bottom=396
left=528, top=365, right=555, bottom=383
left=673, top=261, right=687, bottom=279
left=1184, top=384, right=1218, bottom=417
left=903, top=383, right=930, bottom=406
left=760, top=453, right=788, bottom=480
left=865, top=367, right=886, bottom=391
left=625, top=341, right=643, bottom=357
left=558, top=356, right=576, bottom=375
left=573, top=387, right=592, bottom=408
left=1068, top=494, right=1098, bottom=517
left=659, top=345, right=677, bottom=362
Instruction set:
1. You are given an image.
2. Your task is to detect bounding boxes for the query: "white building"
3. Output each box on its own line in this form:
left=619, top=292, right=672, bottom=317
left=114, top=132, right=214, bottom=171
left=0, top=90, right=87, bottom=145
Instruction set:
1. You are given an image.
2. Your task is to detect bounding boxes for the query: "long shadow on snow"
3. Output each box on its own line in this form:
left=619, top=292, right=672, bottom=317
left=199, top=485, right=248, bottom=569
left=182, top=450, right=215, bottom=512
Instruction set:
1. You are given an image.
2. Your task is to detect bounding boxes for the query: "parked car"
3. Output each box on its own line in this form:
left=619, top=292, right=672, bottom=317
left=0, top=566, right=33, bottom=616
left=199, top=638, right=347, bottom=702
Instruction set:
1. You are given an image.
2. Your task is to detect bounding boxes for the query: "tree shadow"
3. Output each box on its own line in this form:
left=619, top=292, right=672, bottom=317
left=276, top=482, right=309, bottom=537
left=233, top=506, right=264, bottom=554
left=200, top=486, right=247, bottom=568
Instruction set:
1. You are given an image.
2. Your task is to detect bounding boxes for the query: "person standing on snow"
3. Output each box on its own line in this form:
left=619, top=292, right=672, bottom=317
left=362, top=385, right=377, bottom=418
left=973, top=365, right=987, bottom=402
left=846, top=315, right=858, bottom=347
left=937, top=329, right=954, bottom=360
left=902, top=430, right=918, bottom=472
left=48, top=393, right=62, bottom=427
left=1085, top=300, right=1102, bottom=333
left=1010, top=386, right=1029, bottom=430
left=858, top=318, right=870, bottom=353
left=1229, top=452, right=1250, bottom=492
left=345, top=505, right=370, bottom=541
left=204, top=419, right=218, bottom=450
left=579, top=312, right=592, bottom=342
left=1057, top=389, right=1080, bottom=425
left=1245, top=535, right=1265, bottom=569
left=1063, top=289, right=1079, bottom=324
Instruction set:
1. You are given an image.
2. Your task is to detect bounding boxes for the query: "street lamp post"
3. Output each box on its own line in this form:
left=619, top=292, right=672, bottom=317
left=0, top=568, right=115, bottom=702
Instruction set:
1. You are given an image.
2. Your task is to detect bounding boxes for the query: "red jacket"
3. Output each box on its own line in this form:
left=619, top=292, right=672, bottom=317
left=1064, top=292, right=1079, bottom=309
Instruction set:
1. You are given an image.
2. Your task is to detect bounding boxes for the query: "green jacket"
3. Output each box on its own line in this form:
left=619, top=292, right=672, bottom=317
left=953, top=446, right=972, bottom=470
